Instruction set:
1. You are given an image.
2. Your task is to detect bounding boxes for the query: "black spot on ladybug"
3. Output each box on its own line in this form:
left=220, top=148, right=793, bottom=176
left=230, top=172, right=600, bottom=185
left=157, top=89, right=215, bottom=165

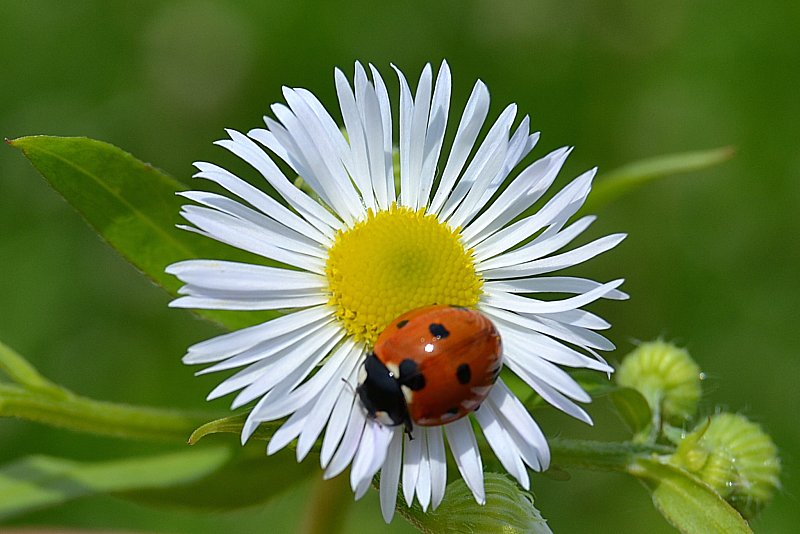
left=399, top=358, right=426, bottom=391
left=456, top=363, right=471, bottom=384
left=446, top=406, right=460, bottom=415
left=396, top=319, right=409, bottom=329
left=429, top=323, right=449, bottom=339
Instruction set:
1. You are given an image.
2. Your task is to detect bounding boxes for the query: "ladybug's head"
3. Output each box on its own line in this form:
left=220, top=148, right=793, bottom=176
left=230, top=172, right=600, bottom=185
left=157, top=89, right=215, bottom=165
left=356, top=353, right=413, bottom=437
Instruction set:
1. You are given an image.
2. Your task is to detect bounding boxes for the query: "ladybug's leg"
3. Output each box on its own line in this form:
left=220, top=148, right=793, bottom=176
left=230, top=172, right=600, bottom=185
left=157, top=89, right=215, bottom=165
left=403, top=416, right=414, bottom=440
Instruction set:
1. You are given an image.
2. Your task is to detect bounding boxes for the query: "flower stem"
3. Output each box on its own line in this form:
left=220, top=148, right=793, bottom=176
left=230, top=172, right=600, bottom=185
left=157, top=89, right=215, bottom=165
left=548, top=437, right=672, bottom=472
left=0, top=341, right=216, bottom=443
left=0, top=383, right=213, bottom=442
left=297, top=475, right=353, bottom=534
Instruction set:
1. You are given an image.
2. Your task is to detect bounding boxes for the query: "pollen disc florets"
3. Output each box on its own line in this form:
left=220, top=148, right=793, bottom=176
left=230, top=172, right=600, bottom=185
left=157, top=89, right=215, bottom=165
left=325, top=204, right=481, bottom=345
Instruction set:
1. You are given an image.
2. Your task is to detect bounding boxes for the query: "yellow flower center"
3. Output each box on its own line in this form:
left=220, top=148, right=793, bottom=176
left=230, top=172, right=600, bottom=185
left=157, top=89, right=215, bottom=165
left=326, top=204, right=482, bottom=345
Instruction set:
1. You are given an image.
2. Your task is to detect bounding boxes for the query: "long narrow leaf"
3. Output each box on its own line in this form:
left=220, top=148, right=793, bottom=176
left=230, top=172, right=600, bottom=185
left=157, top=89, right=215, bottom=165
left=9, top=135, right=277, bottom=330
left=583, top=146, right=735, bottom=214
left=0, top=447, right=231, bottom=520
left=631, top=458, right=752, bottom=534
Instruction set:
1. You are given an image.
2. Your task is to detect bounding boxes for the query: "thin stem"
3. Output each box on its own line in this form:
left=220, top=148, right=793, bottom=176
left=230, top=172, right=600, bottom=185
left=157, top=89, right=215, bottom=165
left=548, top=437, right=672, bottom=472
left=0, top=383, right=213, bottom=443
left=0, top=341, right=216, bottom=443
left=297, top=474, right=353, bottom=534
left=0, top=341, right=64, bottom=395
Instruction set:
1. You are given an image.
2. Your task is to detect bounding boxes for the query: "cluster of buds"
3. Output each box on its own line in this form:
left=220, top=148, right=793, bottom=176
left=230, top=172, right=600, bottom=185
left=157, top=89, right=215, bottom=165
left=616, top=341, right=780, bottom=518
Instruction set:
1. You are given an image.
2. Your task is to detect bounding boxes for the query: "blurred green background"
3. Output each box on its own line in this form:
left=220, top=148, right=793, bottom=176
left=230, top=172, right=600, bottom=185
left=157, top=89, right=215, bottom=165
left=1, top=1, right=798, bottom=532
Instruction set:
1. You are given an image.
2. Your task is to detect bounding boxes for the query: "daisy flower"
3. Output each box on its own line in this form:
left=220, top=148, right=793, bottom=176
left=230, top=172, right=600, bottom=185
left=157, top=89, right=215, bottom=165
left=167, top=61, right=627, bottom=521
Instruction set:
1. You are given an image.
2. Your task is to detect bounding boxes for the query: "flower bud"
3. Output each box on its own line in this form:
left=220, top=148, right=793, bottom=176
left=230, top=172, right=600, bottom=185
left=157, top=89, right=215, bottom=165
left=672, top=413, right=780, bottom=518
left=616, top=341, right=702, bottom=424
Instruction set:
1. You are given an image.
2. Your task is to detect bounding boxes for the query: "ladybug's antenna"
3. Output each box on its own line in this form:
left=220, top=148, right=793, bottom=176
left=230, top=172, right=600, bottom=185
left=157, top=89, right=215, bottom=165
left=341, top=377, right=356, bottom=395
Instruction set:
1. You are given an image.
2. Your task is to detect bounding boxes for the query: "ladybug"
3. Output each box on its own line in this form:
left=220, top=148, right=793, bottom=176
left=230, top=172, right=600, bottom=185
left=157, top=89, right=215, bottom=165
left=356, top=305, right=502, bottom=436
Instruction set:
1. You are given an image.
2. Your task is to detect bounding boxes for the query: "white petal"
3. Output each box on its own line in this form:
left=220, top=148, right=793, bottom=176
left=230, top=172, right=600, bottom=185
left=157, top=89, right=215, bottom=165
left=482, top=306, right=613, bottom=370
left=321, top=370, right=359, bottom=468
left=476, top=215, right=595, bottom=271
left=229, top=327, right=345, bottom=409
left=197, top=316, right=332, bottom=375
left=522, top=370, right=593, bottom=424
left=461, top=146, right=569, bottom=246
left=368, top=64, right=396, bottom=206
left=334, top=67, right=376, bottom=211
left=294, top=88, right=354, bottom=177
left=350, top=421, right=392, bottom=494
left=192, top=161, right=331, bottom=246
left=168, top=260, right=327, bottom=292
left=380, top=429, right=404, bottom=523
left=182, top=306, right=332, bottom=364
left=440, top=104, right=516, bottom=225
left=354, top=63, right=389, bottom=210
left=269, top=100, right=363, bottom=223
left=484, top=275, right=628, bottom=300
left=324, top=399, right=367, bottom=479
left=541, top=308, right=611, bottom=330
left=219, top=129, right=341, bottom=233
left=406, top=64, right=433, bottom=210
left=415, top=429, right=432, bottom=512
left=481, top=233, right=627, bottom=279
left=462, top=122, right=539, bottom=228
left=295, top=348, right=362, bottom=460
left=503, top=347, right=592, bottom=403
left=426, top=426, right=447, bottom=510
left=482, top=305, right=616, bottom=355
left=417, top=60, right=451, bottom=208
left=177, top=205, right=325, bottom=274
left=474, top=402, right=529, bottom=489
left=444, top=417, right=485, bottom=504
left=488, top=381, right=550, bottom=470
left=472, top=169, right=593, bottom=262
left=245, top=336, right=356, bottom=419
left=402, top=429, right=422, bottom=506
left=170, top=293, right=326, bottom=311
left=266, top=396, right=315, bottom=455
left=284, top=86, right=367, bottom=214
left=393, top=63, right=415, bottom=208
left=429, top=79, right=491, bottom=214
left=482, top=279, right=625, bottom=315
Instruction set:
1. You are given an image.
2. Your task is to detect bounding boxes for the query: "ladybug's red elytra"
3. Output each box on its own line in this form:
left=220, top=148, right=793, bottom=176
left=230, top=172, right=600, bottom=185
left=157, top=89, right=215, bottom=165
left=356, top=305, right=502, bottom=436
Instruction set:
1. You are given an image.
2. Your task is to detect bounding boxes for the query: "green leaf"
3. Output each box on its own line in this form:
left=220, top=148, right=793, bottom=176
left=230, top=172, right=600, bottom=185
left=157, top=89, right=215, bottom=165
left=8, top=135, right=276, bottom=331
left=124, top=445, right=317, bottom=511
left=630, top=458, right=752, bottom=534
left=583, top=146, right=735, bottom=214
left=610, top=386, right=653, bottom=435
left=0, top=447, right=232, bottom=520
left=400, top=473, right=553, bottom=534
left=189, top=412, right=282, bottom=445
